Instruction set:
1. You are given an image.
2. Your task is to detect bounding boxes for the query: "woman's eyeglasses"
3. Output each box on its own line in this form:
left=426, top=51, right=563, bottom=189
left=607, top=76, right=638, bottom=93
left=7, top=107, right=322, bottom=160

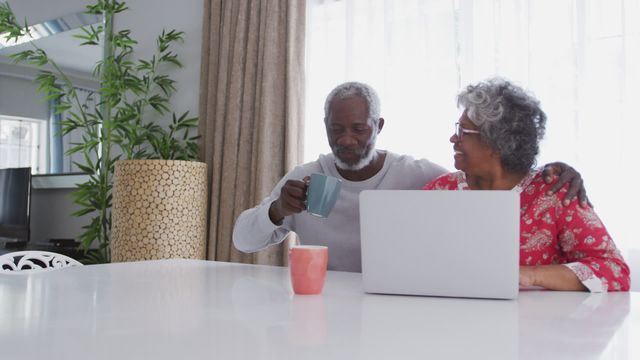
left=455, top=122, right=480, bottom=139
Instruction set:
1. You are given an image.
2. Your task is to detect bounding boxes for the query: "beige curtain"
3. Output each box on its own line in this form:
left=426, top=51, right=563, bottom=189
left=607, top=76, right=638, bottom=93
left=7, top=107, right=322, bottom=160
left=198, top=0, right=305, bottom=266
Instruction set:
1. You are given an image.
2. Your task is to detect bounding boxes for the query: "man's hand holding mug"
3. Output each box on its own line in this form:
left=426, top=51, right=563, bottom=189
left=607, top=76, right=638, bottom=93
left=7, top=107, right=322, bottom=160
left=269, top=174, right=342, bottom=224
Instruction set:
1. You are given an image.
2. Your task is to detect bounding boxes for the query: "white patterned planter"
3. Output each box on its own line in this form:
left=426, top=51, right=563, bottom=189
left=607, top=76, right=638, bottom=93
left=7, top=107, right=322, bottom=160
left=111, top=160, right=208, bottom=262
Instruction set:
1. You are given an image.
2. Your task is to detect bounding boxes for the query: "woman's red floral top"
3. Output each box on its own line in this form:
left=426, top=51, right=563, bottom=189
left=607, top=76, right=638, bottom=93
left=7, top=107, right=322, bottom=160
left=423, top=169, right=630, bottom=292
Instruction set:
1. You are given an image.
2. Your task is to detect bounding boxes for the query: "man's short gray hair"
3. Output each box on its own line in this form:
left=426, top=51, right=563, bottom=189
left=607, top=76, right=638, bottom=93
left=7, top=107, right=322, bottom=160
left=457, top=77, right=547, bottom=172
left=324, top=81, right=381, bottom=125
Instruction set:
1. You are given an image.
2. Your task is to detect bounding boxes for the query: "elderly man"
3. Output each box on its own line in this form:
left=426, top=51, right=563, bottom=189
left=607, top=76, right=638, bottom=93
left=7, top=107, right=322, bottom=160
left=233, top=81, right=586, bottom=272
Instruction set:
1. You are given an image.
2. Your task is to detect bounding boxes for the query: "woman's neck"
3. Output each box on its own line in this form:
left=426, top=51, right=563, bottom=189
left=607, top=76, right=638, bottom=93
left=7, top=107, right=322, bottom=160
left=466, top=168, right=529, bottom=191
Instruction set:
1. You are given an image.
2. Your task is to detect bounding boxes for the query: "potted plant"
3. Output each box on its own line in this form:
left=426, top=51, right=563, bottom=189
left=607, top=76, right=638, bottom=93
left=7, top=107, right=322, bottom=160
left=0, top=0, right=202, bottom=263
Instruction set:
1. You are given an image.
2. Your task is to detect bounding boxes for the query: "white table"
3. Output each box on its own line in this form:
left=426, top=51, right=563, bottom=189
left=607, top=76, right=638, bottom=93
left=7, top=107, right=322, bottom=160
left=0, top=259, right=637, bottom=359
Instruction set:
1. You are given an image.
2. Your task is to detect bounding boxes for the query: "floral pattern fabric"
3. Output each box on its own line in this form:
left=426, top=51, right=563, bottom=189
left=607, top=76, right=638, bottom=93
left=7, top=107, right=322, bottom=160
left=423, top=170, right=630, bottom=292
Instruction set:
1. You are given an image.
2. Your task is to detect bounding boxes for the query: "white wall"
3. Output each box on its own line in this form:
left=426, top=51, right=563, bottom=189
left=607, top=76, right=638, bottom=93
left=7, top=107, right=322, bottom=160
left=0, top=74, right=48, bottom=119
left=3, top=0, right=204, bottom=245
left=114, top=0, right=203, bottom=128
left=6, top=0, right=203, bottom=128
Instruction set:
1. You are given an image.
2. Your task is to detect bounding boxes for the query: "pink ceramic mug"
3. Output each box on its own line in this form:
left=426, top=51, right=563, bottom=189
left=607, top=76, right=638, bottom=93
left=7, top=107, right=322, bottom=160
left=289, top=245, right=328, bottom=295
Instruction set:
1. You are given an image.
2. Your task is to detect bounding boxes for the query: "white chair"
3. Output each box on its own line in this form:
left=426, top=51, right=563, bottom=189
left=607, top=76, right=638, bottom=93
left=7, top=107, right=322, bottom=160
left=0, top=251, right=83, bottom=273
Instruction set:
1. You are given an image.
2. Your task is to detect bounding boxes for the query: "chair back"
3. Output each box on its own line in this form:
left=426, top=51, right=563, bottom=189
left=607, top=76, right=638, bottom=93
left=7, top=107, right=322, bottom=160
left=0, top=251, right=83, bottom=273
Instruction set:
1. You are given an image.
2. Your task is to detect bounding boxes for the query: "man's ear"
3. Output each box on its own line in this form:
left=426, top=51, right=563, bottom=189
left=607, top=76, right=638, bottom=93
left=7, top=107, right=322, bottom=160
left=377, top=118, right=384, bottom=133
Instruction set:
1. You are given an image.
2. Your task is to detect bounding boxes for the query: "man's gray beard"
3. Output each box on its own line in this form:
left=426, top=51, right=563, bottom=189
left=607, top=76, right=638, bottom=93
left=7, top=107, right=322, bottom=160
left=334, top=145, right=376, bottom=171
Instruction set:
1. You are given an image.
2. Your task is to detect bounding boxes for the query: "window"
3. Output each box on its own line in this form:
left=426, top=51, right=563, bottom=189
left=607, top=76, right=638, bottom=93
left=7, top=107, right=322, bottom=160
left=0, top=115, right=47, bottom=173
left=305, top=0, right=640, bottom=250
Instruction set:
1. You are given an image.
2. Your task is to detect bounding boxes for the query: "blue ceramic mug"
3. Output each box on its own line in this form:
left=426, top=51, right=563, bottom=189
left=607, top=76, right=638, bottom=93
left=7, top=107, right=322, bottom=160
left=306, top=173, right=342, bottom=218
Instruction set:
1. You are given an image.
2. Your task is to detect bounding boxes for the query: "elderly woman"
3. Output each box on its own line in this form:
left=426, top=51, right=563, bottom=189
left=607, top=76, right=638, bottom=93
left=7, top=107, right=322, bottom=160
left=423, top=78, right=630, bottom=292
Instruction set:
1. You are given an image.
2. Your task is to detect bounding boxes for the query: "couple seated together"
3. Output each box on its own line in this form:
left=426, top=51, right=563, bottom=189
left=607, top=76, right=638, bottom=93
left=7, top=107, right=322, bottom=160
left=233, top=78, right=630, bottom=292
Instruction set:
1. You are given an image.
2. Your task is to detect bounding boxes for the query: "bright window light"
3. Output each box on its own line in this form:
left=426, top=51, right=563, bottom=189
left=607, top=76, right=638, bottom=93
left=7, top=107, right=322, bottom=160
left=305, top=0, right=640, bottom=251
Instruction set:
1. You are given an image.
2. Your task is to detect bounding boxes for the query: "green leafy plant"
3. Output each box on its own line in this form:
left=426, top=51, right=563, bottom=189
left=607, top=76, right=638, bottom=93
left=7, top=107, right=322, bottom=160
left=0, top=0, right=199, bottom=263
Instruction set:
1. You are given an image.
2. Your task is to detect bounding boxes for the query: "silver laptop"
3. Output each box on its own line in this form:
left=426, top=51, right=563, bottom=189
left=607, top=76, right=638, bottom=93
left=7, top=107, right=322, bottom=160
left=360, top=190, right=520, bottom=300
